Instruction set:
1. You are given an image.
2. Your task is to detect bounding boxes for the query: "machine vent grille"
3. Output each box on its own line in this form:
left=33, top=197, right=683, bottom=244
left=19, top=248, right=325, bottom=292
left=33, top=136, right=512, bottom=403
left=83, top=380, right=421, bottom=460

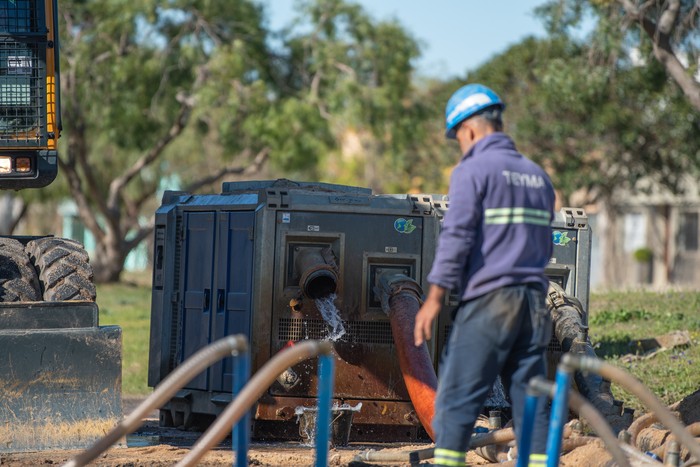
left=0, top=34, right=47, bottom=145
left=278, top=318, right=394, bottom=345
left=168, top=215, right=184, bottom=370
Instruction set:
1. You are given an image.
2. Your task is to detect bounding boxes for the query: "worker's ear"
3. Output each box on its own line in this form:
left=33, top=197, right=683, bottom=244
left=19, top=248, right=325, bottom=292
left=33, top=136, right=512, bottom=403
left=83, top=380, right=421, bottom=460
left=463, top=121, right=476, bottom=143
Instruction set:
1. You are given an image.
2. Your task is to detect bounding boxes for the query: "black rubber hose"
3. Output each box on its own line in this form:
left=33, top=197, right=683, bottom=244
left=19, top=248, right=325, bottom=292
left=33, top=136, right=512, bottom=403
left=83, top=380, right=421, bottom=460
left=529, top=376, right=630, bottom=467
left=563, top=354, right=700, bottom=463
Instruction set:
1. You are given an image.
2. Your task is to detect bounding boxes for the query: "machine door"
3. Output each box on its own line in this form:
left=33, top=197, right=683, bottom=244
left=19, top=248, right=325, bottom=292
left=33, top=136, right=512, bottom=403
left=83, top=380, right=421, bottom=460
left=181, top=211, right=217, bottom=390
left=180, top=210, right=255, bottom=392
left=210, top=211, right=255, bottom=392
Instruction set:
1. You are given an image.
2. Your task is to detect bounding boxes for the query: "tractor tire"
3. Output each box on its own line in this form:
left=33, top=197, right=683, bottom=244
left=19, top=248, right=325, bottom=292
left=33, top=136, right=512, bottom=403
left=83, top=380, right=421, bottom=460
left=26, top=237, right=96, bottom=302
left=0, top=237, right=41, bottom=302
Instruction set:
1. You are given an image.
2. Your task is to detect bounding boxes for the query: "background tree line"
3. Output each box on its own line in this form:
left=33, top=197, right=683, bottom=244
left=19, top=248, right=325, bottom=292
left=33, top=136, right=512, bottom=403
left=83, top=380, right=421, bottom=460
left=5, top=0, right=699, bottom=282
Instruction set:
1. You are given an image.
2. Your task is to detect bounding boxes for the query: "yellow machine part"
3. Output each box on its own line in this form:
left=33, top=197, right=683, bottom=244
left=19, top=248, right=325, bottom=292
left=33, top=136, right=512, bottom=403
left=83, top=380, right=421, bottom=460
left=0, top=0, right=61, bottom=187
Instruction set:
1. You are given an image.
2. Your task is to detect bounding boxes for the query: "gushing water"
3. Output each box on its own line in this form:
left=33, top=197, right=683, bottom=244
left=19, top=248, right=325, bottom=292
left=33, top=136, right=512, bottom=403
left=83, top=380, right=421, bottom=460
left=315, top=294, right=346, bottom=341
left=484, top=375, right=510, bottom=409
left=294, top=403, right=362, bottom=447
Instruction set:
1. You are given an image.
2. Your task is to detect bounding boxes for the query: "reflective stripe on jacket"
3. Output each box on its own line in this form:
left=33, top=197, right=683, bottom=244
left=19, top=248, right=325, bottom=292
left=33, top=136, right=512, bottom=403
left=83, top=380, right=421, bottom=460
left=427, top=132, right=555, bottom=302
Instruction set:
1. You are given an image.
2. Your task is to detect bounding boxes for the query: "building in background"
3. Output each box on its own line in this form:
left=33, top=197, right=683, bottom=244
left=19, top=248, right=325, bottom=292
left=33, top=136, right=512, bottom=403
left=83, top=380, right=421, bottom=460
left=588, top=176, right=700, bottom=290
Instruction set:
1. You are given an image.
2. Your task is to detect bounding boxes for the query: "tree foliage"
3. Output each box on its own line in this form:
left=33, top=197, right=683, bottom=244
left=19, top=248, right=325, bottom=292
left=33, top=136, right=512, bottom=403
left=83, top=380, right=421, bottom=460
left=279, top=0, right=431, bottom=191
left=55, top=0, right=276, bottom=281
left=536, top=0, right=700, bottom=111
left=465, top=14, right=699, bottom=204
left=45, top=0, right=430, bottom=282
left=11, top=0, right=697, bottom=282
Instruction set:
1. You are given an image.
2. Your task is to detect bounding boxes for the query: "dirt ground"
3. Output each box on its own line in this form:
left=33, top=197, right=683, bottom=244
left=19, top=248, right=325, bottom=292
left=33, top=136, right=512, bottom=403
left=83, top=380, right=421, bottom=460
left=0, top=439, right=430, bottom=466
left=6, top=394, right=699, bottom=466
left=0, top=398, right=443, bottom=466
left=0, top=434, right=617, bottom=467
left=0, top=421, right=441, bottom=466
left=0, top=423, right=609, bottom=467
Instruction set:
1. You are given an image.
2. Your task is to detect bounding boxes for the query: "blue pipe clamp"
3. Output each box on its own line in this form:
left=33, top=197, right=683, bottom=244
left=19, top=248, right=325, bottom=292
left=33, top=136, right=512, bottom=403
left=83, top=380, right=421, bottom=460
left=517, top=386, right=541, bottom=467
left=545, top=358, right=574, bottom=467
left=232, top=349, right=251, bottom=467
left=315, top=352, right=336, bottom=467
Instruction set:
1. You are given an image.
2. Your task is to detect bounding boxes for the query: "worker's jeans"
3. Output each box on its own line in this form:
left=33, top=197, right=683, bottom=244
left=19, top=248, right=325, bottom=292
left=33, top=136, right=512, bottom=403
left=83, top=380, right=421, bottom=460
left=433, top=284, right=552, bottom=455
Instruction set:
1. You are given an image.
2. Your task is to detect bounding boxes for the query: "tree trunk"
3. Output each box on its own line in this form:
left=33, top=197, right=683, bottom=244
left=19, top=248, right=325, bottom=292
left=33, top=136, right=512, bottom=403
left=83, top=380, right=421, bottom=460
left=90, top=234, right=129, bottom=283
left=619, top=0, right=700, bottom=112
left=0, top=195, right=27, bottom=235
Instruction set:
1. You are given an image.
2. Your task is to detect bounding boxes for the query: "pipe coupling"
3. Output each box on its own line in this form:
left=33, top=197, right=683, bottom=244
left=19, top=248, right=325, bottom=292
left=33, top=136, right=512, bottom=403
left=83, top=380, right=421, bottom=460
left=373, top=272, right=423, bottom=315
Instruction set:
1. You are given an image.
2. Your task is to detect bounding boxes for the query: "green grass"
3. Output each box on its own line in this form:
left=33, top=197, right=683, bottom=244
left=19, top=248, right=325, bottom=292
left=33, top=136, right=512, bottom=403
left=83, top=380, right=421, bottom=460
left=589, top=291, right=700, bottom=412
left=96, top=278, right=700, bottom=408
left=96, top=273, right=153, bottom=395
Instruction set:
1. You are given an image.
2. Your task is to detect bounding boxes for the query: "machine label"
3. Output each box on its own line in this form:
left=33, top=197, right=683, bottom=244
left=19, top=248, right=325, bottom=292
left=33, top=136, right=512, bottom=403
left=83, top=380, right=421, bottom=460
left=330, top=195, right=369, bottom=205
left=385, top=246, right=398, bottom=253
left=394, top=218, right=416, bottom=234
left=307, top=225, right=320, bottom=232
left=281, top=212, right=291, bottom=223
left=553, top=230, right=573, bottom=246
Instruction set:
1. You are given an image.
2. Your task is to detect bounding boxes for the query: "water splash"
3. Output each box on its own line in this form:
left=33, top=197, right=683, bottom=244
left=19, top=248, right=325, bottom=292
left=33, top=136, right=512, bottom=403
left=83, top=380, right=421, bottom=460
left=295, top=403, right=362, bottom=447
left=484, top=375, right=510, bottom=408
left=315, top=294, right=346, bottom=341
left=295, top=406, right=316, bottom=447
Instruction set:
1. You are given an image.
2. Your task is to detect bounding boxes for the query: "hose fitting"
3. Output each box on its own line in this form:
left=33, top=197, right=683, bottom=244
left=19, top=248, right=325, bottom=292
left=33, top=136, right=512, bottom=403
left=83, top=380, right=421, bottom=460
left=373, top=271, right=423, bottom=315
left=295, top=247, right=339, bottom=299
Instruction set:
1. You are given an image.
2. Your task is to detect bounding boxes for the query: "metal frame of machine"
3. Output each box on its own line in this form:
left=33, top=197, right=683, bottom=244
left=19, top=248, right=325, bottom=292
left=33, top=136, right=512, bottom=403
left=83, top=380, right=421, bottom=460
left=149, top=180, right=593, bottom=442
left=149, top=180, right=441, bottom=440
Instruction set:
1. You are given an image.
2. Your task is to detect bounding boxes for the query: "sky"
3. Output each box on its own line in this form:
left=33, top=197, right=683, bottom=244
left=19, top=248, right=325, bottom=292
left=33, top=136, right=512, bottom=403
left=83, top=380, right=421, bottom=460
left=263, top=0, right=548, bottom=78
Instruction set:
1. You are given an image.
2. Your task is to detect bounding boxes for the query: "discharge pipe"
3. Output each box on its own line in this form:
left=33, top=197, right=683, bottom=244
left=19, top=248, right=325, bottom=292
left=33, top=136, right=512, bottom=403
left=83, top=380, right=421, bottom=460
left=628, top=412, right=659, bottom=445
left=650, top=423, right=700, bottom=463
left=354, top=427, right=517, bottom=463
left=63, top=335, right=249, bottom=467
left=546, top=282, right=624, bottom=430
left=528, top=376, right=631, bottom=467
left=176, top=340, right=334, bottom=467
left=354, top=424, right=579, bottom=464
left=562, top=354, right=700, bottom=463
left=295, top=247, right=339, bottom=299
left=375, top=271, right=437, bottom=441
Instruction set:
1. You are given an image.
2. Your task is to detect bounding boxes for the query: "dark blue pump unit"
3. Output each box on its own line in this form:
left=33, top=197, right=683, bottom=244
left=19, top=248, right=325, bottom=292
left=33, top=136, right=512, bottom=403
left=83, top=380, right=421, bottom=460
left=147, top=179, right=592, bottom=440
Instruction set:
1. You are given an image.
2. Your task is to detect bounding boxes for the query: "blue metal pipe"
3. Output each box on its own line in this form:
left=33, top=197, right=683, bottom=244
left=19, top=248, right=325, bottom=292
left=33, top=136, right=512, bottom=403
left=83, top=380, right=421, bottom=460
left=517, top=390, right=540, bottom=467
left=233, top=350, right=251, bottom=467
left=315, top=353, right=335, bottom=467
left=546, top=362, right=573, bottom=467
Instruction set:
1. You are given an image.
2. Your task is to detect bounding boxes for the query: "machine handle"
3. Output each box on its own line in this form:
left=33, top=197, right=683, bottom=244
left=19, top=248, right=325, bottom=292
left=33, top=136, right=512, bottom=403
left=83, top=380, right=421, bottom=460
left=217, top=289, right=225, bottom=313
left=203, top=289, right=210, bottom=310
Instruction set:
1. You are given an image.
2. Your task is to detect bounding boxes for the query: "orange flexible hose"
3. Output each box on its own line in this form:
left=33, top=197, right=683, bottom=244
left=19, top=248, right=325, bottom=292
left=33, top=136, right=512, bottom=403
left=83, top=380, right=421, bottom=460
left=387, top=292, right=438, bottom=441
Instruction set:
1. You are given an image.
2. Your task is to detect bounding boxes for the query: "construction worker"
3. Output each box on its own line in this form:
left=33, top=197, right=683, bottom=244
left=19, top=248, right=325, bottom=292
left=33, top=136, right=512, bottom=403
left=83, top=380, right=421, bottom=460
left=414, top=84, right=555, bottom=467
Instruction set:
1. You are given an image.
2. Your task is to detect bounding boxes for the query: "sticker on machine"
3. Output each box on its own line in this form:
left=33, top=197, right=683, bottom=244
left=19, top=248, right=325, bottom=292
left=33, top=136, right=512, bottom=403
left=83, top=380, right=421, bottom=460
left=552, top=230, right=574, bottom=246
left=281, top=212, right=291, bottom=223
left=394, top=218, right=416, bottom=234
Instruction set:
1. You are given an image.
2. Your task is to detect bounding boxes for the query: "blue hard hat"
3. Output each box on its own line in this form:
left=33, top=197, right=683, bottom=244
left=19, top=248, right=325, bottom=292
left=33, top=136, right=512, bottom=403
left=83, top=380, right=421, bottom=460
left=445, top=84, right=504, bottom=139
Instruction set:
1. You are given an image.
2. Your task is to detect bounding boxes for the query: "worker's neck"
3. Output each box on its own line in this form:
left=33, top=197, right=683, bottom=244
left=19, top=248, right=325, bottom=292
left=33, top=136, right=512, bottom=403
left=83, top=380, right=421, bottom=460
left=459, top=127, right=496, bottom=155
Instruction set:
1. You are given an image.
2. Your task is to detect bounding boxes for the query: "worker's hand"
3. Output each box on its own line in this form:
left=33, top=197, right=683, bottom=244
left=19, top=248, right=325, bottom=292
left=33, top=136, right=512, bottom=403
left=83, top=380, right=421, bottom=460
left=414, top=296, right=444, bottom=347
